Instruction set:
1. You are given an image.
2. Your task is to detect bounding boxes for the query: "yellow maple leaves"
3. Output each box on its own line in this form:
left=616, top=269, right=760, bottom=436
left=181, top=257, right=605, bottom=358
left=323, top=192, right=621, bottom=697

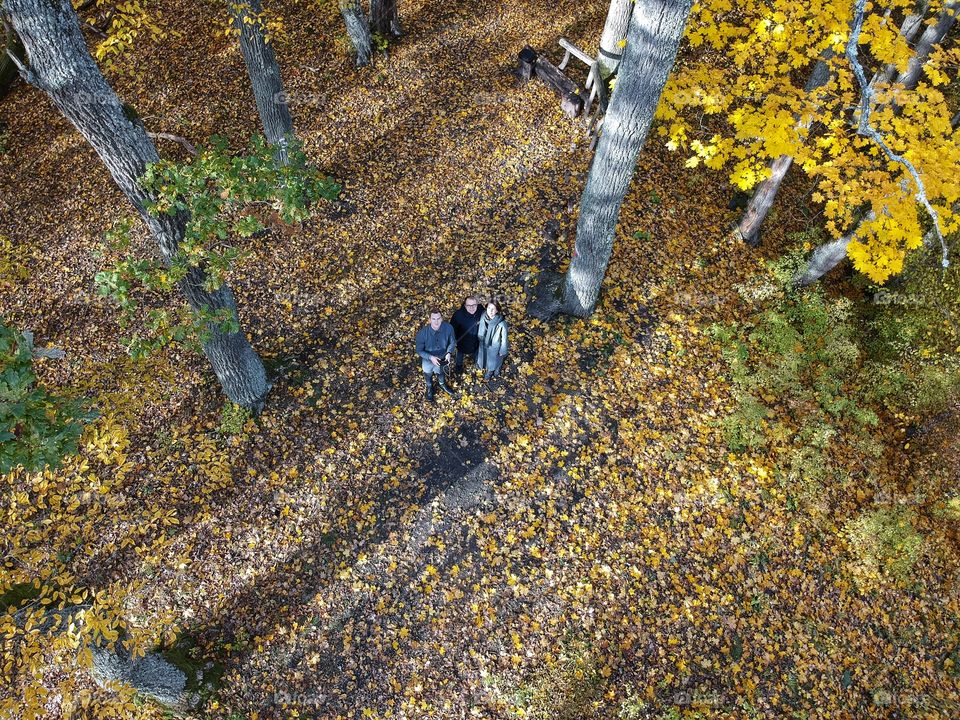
left=663, top=0, right=958, bottom=283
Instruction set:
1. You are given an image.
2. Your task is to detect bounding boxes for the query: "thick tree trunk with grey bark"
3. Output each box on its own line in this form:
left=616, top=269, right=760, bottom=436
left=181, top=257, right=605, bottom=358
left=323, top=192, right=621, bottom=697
left=597, top=0, right=633, bottom=78
left=90, top=645, right=188, bottom=711
left=4, top=0, right=270, bottom=410
left=734, top=58, right=832, bottom=246
left=370, top=0, right=401, bottom=38
left=227, top=0, right=295, bottom=165
left=548, top=0, right=693, bottom=318
left=10, top=602, right=189, bottom=711
left=340, top=0, right=372, bottom=67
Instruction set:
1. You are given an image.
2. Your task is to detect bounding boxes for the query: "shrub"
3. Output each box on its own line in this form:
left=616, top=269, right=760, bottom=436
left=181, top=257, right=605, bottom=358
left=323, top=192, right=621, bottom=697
left=218, top=402, right=252, bottom=436
left=709, top=252, right=877, bottom=455
left=843, top=507, right=924, bottom=587
left=0, top=324, right=86, bottom=473
left=859, top=238, right=960, bottom=416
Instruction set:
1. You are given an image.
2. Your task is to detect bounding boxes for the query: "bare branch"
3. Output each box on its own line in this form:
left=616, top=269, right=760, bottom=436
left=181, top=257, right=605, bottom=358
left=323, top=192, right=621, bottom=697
left=147, top=131, right=197, bottom=156
left=83, top=21, right=107, bottom=38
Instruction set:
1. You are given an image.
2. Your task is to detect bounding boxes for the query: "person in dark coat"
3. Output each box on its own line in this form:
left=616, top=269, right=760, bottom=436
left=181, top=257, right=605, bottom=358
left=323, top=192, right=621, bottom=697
left=450, top=295, right=482, bottom=373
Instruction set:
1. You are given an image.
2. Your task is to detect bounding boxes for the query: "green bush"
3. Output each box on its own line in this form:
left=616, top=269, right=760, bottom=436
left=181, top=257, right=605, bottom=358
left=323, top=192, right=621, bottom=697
left=218, top=402, right=252, bottom=436
left=843, top=507, right=924, bottom=586
left=709, top=253, right=877, bottom=455
left=0, top=324, right=86, bottom=473
left=859, top=239, right=960, bottom=416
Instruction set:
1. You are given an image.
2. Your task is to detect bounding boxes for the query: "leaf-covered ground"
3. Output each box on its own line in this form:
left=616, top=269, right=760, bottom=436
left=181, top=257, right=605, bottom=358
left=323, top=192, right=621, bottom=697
left=2, top=0, right=959, bottom=717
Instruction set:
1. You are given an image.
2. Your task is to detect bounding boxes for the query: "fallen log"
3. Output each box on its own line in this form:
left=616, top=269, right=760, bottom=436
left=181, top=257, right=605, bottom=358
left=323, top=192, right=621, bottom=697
left=516, top=45, right=584, bottom=119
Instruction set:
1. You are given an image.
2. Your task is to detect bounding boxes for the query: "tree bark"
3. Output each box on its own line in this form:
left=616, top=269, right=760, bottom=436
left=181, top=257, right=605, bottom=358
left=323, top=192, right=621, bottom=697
left=870, top=0, right=930, bottom=87
left=597, top=0, right=633, bottom=78
left=4, top=0, right=270, bottom=410
left=894, top=0, right=958, bottom=93
left=370, top=0, right=401, bottom=38
left=556, top=0, right=693, bottom=318
left=1, top=22, right=26, bottom=99
left=227, top=0, right=295, bottom=165
left=340, top=0, right=372, bottom=67
left=10, top=602, right=189, bottom=711
left=734, top=58, right=832, bottom=246
left=795, top=211, right=876, bottom=287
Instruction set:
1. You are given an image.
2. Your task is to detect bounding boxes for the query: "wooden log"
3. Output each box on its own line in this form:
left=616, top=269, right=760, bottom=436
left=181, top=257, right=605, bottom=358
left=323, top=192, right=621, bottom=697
left=517, top=46, right=537, bottom=82
left=516, top=46, right=585, bottom=118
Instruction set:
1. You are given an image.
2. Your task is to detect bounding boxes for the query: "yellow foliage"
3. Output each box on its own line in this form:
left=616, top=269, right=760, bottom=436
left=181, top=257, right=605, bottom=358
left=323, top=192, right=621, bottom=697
left=664, top=0, right=960, bottom=283
left=92, top=0, right=168, bottom=74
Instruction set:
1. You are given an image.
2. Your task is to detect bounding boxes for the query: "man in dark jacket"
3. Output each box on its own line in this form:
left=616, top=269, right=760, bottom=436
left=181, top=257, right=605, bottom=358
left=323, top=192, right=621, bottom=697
left=415, top=309, right=457, bottom=403
left=450, top=295, right=482, bottom=373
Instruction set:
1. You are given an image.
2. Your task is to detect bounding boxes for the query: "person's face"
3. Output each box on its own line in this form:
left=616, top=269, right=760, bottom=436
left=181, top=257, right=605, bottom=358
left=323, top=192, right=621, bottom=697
left=429, top=313, right=442, bottom=330
left=486, top=303, right=498, bottom=319
left=465, top=298, right=479, bottom=314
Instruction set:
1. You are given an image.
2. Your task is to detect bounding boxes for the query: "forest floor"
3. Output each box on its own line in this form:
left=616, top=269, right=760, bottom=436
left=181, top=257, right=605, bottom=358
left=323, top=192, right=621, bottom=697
left=1, top=0, right=959, bottom=718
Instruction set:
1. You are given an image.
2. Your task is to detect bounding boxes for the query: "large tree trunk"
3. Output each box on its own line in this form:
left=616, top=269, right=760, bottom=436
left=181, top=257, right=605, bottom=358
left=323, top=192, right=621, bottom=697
left=370, top=0, right=401, bottom=38
left=9, top=602, right=190, bottom=711
left=227, top=0, right=295, bottom=165
left=556, top=0, right=693, bottom=318
left=597, top=0, right=633, bottom=78
left=4, top=0, right=270, bottom=410
left=340, top=0, right=372, bottom=67
left=1, top=22, right=25, bottom=99
left=733, top=58, right=832, bottom=246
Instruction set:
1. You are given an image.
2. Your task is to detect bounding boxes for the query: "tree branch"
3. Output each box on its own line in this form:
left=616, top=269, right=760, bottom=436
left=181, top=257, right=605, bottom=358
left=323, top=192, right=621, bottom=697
left=147, top=131, right=197, bottom=156
left=846, top=0, right=950, bottom=271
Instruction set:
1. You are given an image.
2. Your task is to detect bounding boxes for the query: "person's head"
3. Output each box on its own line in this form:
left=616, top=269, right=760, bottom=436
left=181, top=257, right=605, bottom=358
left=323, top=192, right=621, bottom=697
left=464, top=295, right=479, bottom=314
left=485, top=300, right=501, bottom=319
left=428, top=309, right=443, bottom=330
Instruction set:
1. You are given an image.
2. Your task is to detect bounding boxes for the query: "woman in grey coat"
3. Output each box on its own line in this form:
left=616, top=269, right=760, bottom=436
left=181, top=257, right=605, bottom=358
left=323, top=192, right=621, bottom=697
left=477, top=300, right=509, bottom=380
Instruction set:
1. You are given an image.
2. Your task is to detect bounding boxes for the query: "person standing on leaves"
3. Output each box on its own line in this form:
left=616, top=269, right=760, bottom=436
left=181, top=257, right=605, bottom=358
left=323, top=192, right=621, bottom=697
left=477, top=300, right=509, bottom=381
left=415, top=309, right=458, bottom=403
left=451, top=295, right=482, bottom=373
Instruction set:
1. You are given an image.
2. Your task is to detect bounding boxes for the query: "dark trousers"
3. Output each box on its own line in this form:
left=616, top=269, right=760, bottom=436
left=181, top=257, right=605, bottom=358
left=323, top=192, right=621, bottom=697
left=424, top=366, right=450, bottom=394
left=455, top=349, right=476, bottom=370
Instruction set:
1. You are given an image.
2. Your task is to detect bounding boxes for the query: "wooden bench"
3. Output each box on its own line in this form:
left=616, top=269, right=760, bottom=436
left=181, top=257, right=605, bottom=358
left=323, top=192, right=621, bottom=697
left=558, top=38, right=605, bottom=117
left=517, top=46, right=584, bottom=119
left=517, top=40, right=608, bottom=141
